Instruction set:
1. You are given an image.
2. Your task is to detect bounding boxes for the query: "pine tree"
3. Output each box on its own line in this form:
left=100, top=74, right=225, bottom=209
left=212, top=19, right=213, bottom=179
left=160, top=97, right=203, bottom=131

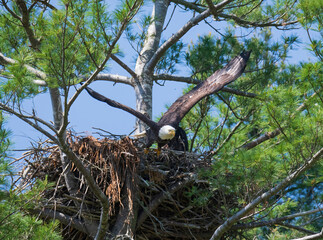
left=0, top=1, right=322, bottom=239
left=0, top=114, right=62, bottom=239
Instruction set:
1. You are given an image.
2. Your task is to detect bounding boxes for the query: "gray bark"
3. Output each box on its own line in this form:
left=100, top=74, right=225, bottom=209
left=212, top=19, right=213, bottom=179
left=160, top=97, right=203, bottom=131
left=49, top=88, right=79, bottom=196
left=134, top=0, right=169, bottom=132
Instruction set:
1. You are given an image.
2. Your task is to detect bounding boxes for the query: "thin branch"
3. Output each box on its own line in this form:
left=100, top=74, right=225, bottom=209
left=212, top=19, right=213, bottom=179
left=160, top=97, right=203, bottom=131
left=222, top=86, right=258, bottom=98
left=136, top=173, right=195, bottom=228
left=205, top=0, right=222, bottom=18
left=233, top=207, right=323, bottom=232
left=241, top=88, right=322, bottom=150
left=291, top=228, right=323, bottom=240
left=172, top=0, right=298, bottom=29
left=278, top=223, right=316, bottom=235
left=218, top=13, right=298, bottom=28
left=34, top=208, right=99, bottom=238
left=145, top=0, right=236, bottom=71
left=0, top=103, right=58, bottom=143
left=35, top=0, right=57, bottom=10
left=0, top=52, right=46, bottom=79
left=171, top=0, right=206, bottom=13
left=110, top=54, right=137, bottom=79
left=208, top=119, right=243, bottom=157
left=58, top=139, right=110, bottom=240
left=63, top=11, right=133, bottom=135
left=1, top=0, right=21, bottom=20
left=210, top=147, right=323, bottom=240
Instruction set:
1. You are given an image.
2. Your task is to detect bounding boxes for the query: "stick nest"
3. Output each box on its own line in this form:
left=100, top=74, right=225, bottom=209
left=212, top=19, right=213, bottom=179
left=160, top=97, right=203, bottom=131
left=19, top=133, right=241, bottom=239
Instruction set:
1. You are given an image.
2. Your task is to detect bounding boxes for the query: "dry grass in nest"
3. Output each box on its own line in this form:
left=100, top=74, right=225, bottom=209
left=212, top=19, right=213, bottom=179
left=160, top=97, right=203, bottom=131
left=18, top=133, right=241, bottom=239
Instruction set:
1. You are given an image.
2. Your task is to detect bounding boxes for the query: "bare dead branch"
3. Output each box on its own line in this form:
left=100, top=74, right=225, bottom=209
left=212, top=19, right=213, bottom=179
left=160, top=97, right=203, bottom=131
left=172, top=0, right=298, bottom=29
left=31, top=73, right=133, bottom=87
left=210, top=147, right=323, bottom=240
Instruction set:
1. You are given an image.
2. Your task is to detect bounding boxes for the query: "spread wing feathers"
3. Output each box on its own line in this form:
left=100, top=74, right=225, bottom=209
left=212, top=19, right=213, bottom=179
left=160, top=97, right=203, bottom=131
left=84, top=86, right=158, bottom=131
left=158, top=51, right=251, bottom=127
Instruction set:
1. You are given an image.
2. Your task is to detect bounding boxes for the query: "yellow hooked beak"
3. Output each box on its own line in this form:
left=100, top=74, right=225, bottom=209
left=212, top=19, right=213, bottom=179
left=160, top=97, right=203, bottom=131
left=169, top=129, right=175, bottom=138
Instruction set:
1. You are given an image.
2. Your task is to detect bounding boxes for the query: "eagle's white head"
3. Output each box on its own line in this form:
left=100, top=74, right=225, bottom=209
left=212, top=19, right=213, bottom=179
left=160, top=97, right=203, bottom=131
left=158, top=125, right=176, bottom=140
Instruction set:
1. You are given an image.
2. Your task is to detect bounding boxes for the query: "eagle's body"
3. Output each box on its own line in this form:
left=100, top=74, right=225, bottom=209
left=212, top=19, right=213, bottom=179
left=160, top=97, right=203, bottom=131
left=84, top=51, right=251, bottom=153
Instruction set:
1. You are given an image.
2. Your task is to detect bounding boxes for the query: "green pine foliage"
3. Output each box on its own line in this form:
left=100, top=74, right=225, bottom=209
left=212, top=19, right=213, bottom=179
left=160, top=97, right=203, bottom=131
left=0, top=0, right=322, bottom=238
left=0, top=113, right=11, bottom=200
left=0, top=179, right=62, bottom=240
left=0, top=112, right=61, bottom=239
left=0, top=0, right=123, bottom=97
left=181, top=24, right=322, bottom=238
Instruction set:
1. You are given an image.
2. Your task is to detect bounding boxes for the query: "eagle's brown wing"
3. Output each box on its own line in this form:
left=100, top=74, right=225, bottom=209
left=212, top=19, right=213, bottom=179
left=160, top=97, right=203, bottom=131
left=157, top=51, right=251, bottom=127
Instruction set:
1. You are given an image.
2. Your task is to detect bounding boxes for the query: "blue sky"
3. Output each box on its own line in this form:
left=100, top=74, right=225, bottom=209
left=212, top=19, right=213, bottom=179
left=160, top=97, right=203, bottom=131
left=5, top=1, right=316, bottom=161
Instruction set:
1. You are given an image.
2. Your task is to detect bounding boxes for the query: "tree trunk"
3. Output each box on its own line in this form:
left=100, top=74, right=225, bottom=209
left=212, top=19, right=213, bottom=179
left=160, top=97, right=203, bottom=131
left=134, top=0, right=169, bottom=132
left=49, top=88, right=79, bottom=197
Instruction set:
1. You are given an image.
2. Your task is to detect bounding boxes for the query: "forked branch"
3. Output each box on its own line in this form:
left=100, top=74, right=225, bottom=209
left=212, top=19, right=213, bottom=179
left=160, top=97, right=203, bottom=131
left=210, top=147, right=323, bottom=240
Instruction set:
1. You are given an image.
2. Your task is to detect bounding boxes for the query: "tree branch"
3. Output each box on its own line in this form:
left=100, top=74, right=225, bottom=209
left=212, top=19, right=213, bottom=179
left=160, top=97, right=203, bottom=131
left=146, top=0, right=236, bottom=71
left=136, top=173, right=195, bottom=228
left=35, top=0, right=57, bottom=10
left=34, top=208, right=99, bottom=238
left=84, top=73, right=133, bottom=86
left=171, top=0, right=206, bottom=12
left=64, top=5, right=136, bottom=136
left=15, top=0, right=41, bottom=50
left=172, top=0, right=298, bottom=29
left=58, top=140, right=110, bottom=240
left=291, top=228, right=323, bottom=240
left=218, top=13, right=298, bottom=28
left=0, top=52, right=46, bottom=79
left=210, top=147, right=323, bottom=240
left=233, top=207, right=323, bottom=233
left=208, top=119, right=244, bottom=157
left=241, top=88, right=322, bottom=150
left=278, top=223, right=316, bottom=235
left=205, top=0, right=222, bottom=18
left=29, top=74, right=133, bottom=87
left=110, top=54, right=137, bottom=79
left=0, top=103, right=58, bottom=143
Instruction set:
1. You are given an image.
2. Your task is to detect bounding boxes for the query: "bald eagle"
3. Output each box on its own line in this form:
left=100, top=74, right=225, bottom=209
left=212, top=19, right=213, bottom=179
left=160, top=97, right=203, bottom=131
left=84, top=51, right=250, bottom=154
